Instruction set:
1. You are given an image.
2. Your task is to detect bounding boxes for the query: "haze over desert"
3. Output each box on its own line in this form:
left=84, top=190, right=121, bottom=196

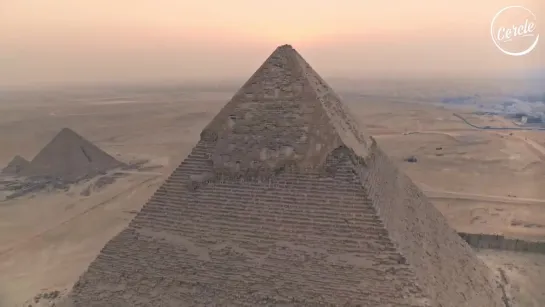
left=1, top=0, right=545, bottom=306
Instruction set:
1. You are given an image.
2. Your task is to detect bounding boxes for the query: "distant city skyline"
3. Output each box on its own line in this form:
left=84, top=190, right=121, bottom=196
left=0, top=0, right=543, bottom=87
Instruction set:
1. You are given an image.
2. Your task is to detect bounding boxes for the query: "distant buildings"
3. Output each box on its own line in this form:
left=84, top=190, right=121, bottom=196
left=441, top=91, right=545, bottom=127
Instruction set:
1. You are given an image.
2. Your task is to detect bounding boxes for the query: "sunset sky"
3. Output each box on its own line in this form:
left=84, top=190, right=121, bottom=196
left=1, top=0, right=543, bottom=87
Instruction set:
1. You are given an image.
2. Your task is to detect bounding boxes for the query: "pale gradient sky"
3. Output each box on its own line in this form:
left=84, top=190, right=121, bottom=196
left=1, top=0, right=543, bottom=87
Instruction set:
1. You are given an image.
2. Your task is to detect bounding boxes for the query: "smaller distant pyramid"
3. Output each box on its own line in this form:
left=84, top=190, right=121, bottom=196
left=21, top=128, right=124, bottom=182
left=1, top=155, right=30, bottom=175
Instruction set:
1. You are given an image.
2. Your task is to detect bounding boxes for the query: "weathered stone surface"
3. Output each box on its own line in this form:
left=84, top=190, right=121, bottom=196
left=201, top=45, right=371, bottom=179
left=187, top=172, right=215, bottom=190
left=63, top=45, right=504, bottom=307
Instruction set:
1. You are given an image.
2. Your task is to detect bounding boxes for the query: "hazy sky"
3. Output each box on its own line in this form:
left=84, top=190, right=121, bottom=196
left=1, top=0, right=543, bottom=87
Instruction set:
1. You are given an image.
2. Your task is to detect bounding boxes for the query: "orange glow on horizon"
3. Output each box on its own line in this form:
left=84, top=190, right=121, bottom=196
left=0, top=0, right=543, bottom=86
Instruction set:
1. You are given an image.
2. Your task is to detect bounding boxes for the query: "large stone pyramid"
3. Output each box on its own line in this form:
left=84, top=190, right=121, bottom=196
left=1, top=155, right=30, bottom=175
left=21, top=128, right=124, bottom=182
left=63, top=45, right=503, bottom=306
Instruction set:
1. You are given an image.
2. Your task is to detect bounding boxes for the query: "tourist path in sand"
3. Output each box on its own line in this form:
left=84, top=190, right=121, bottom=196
left=508, top=133, right=545, bottom=162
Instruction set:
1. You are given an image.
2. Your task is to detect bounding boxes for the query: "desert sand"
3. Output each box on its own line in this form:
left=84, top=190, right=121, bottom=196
left=0, top=79, right=544, bottom=305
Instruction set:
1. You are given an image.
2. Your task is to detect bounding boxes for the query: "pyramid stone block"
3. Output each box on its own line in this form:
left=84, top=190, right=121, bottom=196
left=63, top=45, right=504, bottom=306
left=21, top=128, right=124, bottom=182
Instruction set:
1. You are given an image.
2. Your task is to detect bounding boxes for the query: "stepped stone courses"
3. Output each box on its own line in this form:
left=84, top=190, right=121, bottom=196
left=1, top=155, right=29, bottom=175
left=21, top=128, right=124, bottom=182
left=64, top=45, right=504, bottom=306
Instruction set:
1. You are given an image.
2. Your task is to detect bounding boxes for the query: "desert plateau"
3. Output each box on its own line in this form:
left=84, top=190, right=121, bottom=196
left=0, top=73, right=543, bottom=306
left=3, top=0, right=545, bottom=304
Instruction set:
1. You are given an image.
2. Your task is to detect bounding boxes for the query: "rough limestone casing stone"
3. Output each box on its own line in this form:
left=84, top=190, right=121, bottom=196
left=201, top=45, right=370, bottom=178
left=62, top=45, right=504, bottom=307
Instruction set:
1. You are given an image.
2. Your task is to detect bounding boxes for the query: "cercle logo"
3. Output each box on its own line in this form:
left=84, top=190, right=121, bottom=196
left=490, top=5, right=539, bottom=56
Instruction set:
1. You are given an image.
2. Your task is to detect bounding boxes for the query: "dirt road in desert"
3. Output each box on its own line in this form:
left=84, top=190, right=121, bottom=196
left=424, top=189, right=545, bottom=206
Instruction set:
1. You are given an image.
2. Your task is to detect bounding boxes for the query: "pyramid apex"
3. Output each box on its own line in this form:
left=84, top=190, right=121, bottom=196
left=200, top=44, right=371, bottom=177
left=13, top=155, right=27, bottom=161
left=58, top=127, right=78, bottom=136
left=54, top=127, right=86, bottom=143
left=277, top=44, right=293, bottom=49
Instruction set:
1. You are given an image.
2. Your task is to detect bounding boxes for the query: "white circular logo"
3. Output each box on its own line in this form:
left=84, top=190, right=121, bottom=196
left=491, top=6, right=539, bottom=56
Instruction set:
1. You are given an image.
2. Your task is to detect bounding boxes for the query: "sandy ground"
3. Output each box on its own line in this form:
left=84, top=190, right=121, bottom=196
left=0, top=87, right=544, bottom=306
left=477, top=250, right=545, bottom=307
